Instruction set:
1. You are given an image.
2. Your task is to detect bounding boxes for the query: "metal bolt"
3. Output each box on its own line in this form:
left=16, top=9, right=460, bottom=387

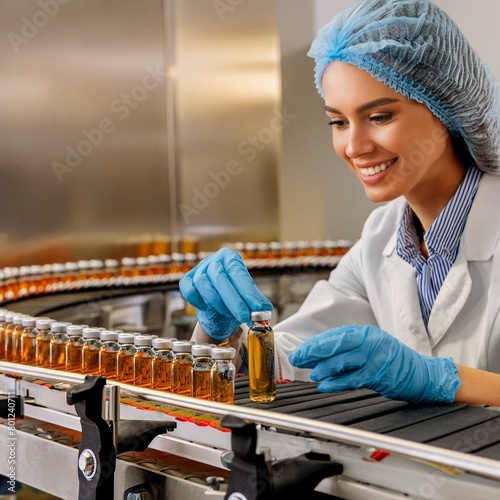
left=78, top=449, right=96, bottom=480
left=206, top=476, right=225, bottom=491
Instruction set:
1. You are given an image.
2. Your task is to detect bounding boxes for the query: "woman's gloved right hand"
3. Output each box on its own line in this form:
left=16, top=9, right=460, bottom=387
left=178, top=248, right=273, bottom=340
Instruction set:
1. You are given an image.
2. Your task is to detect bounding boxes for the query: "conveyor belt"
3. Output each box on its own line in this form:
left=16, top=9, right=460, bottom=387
left=234, top=377, right=500, bottom=459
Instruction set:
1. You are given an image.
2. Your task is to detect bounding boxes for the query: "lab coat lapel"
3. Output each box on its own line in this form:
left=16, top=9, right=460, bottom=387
left=427, top=173, right=500, bottom=348
left=426, top=246, right=471, bottom=348
left=382, top=246, right=432, bottom=355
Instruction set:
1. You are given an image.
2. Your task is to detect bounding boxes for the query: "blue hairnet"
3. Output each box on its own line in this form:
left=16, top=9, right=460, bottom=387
left=308, top=0, right=500, bottom=174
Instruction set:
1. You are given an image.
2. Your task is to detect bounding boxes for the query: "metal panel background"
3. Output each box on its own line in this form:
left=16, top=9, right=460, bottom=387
left=173, top=0, right=281, bottom=249
left=0, top=0, right=171, bottom=265
left=0, top=0, right=282, bottom=265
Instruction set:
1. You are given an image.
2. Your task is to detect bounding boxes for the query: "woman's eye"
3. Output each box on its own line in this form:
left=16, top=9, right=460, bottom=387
left=328, top=118, right=346, bottom=128
left=370, top=113, right=392, bottom=123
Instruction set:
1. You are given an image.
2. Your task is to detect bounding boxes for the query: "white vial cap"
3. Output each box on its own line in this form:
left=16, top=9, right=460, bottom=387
left=134, top=335, right=153, bottom=347
left=50, top=322, right=68, bottom=333
left=172, top=341, right=193, bottom=353
left=82, top=327, right=101, bottom=339
left=191, top=344, right=212, bottom=357
left=211, top=347, right=236, bottom=360
left=152, top=338, right=173, bottom=350
left=100, top=330, right=118, bottom=342
left=250, top=310, right=272, bottom=322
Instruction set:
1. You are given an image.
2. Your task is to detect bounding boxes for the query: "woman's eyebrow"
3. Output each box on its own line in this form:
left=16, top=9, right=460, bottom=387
left=324, top=97, right=400, bottom=114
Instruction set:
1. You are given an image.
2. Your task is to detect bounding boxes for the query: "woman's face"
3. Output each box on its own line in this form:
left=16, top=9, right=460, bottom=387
left=322, top=61, right=463, bottom=207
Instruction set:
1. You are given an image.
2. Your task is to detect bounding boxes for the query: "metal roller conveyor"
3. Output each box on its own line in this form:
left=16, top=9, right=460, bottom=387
left=1, top=361, right=500, bottom=499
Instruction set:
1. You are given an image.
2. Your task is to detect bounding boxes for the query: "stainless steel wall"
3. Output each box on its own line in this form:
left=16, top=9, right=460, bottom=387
left=0, top=0, right=281, bottom=266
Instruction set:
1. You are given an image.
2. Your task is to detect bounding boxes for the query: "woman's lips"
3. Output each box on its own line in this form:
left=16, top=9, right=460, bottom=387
left=358, top=158, right=397, bottom=177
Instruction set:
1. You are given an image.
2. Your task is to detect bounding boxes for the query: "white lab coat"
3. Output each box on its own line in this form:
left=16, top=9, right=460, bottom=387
left=274, top=173, right=500, bottom=382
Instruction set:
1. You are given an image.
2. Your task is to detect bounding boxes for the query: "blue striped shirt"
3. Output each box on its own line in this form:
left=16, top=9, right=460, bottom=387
left=396, top=167, right=483, bottom=325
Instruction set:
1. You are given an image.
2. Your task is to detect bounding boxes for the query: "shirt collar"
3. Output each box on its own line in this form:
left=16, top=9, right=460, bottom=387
left=396, top=167, right=483, bottom=264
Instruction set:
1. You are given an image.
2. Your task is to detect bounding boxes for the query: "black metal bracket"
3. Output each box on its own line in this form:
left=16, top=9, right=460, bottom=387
left=221, top=415, right=343, bottom=500
left=0, top=394, right=23, bottom=419
left=67, top=375, right=176, bottom=500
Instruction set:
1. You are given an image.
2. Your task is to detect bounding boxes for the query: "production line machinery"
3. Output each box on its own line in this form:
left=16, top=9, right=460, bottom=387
left=2, top=360, right=500, bottom=500
left=1, top=262, right=500, bottom=499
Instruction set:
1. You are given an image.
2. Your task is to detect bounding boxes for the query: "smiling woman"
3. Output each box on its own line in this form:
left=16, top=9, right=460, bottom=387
left=322, top=61, right=465, bottom=223
left=180, top=0, right=500, bottom=408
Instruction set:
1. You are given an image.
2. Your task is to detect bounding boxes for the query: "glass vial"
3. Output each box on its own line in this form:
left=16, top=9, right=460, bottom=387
left=34, top=318, right=56, bottom=367
left=116, top=333, right=137, bottom=383
left=65, top=325, right=85, bottom=372
left=2, top=312, right=16, bottom=361
left=211, top=347, right=236, bottom=404
left=151, top=338, right=174, bottom=391
left=248, top=310, right=276, bottom=403
left=132, top=335, right=155, bottom=387
left=82, top=327, right=102, bottom=375
left=98, top=330, right=120, bottom=380
left=0, top=310, right=10, bottom=360
left=11, top=315, right=26, bottom=363
left=49, top=322, right=69, bottom=369
left=20, top=317, right=37, bottom=364
left=171, top=341, right=194, bottom=396
left=191, top=344, right=213, bottom=400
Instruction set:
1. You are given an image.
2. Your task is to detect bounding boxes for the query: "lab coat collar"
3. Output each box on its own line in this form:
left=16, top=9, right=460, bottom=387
left=381, top=173, right=500, bottom=261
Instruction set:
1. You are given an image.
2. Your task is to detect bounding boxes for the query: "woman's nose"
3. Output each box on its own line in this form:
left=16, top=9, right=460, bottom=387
left=345, top=125, right=374, bottom=159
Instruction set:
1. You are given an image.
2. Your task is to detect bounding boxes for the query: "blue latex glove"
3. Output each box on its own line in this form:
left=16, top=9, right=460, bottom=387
left=178, top=248, right=273, bottom=340
left=289, top=325, right=460, bottom=403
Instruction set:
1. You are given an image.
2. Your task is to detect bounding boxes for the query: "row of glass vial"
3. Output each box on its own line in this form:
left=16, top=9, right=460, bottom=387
left=0, top=253, right=199, bottom=303
left=0, top=239, right=353, bottom=304
left=0, top=310, right=235, bottom=403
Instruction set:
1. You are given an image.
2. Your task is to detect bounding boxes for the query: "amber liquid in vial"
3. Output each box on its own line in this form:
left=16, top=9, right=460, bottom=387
left=66, top=342, right=83, bottom=372
left=35, top=336, right=51, bottom=367
left=117, top=349, right=135, bottom=383
left=133, top=354, right=153, bottom=387
left=20, top=332, right=37, bottom=364
left=248, top=318, right=276, bottom=403
left=3, top=321, right=15, bottom=360
left=0, top=322, right=6, bottom=359
left=50, top=341, right=66, bottom=370
left=152, top=357, right=173, bottom=391
left=210, top=347, right=236, bottom=404
left=211, top=370, right=234, bottom=404
left=11, top=323, right=24, bottom=362
left=100, top=350, right=118, bottom=379
left=192, top=369, right=211, bottom=399
left=82, top=346, right=100, bottom=375
left=172, top=356, right=193, bottom=395
left=98, top=332, right=119, bottom=380
left=191, top=345, right=212, bottom=400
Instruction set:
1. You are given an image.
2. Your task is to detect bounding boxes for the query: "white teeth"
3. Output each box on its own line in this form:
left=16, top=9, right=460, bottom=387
left=359, top=160, right=394, bottom=176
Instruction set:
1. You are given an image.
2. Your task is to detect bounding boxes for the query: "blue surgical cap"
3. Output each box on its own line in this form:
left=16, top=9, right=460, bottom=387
left=308, top=0, right=500, bottom=174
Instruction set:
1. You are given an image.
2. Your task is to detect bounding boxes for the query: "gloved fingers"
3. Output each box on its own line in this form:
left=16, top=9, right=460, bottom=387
left=179, top=249, right=250, bottom=319
left=196, top=309, right=242, bottom=341
left=310, top=348, right=368, bottom=382
left=194, top=270, right=248, bottom=321
left=316, top=375, right=362, bottom=394
left=209, top=259, right=272, bottom=322
left=178, top=272, right=206, bottom=311
left=289, top=326, right=367, bottom=368
left=224, top=259, right=274, bottom=312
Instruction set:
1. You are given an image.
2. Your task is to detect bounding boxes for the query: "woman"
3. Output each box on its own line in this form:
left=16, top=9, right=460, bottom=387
left=179, top=0, right=500, bottom=405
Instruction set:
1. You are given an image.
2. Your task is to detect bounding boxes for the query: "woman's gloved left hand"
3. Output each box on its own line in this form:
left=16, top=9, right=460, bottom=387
left=289, top=324, right=460, bottom=403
